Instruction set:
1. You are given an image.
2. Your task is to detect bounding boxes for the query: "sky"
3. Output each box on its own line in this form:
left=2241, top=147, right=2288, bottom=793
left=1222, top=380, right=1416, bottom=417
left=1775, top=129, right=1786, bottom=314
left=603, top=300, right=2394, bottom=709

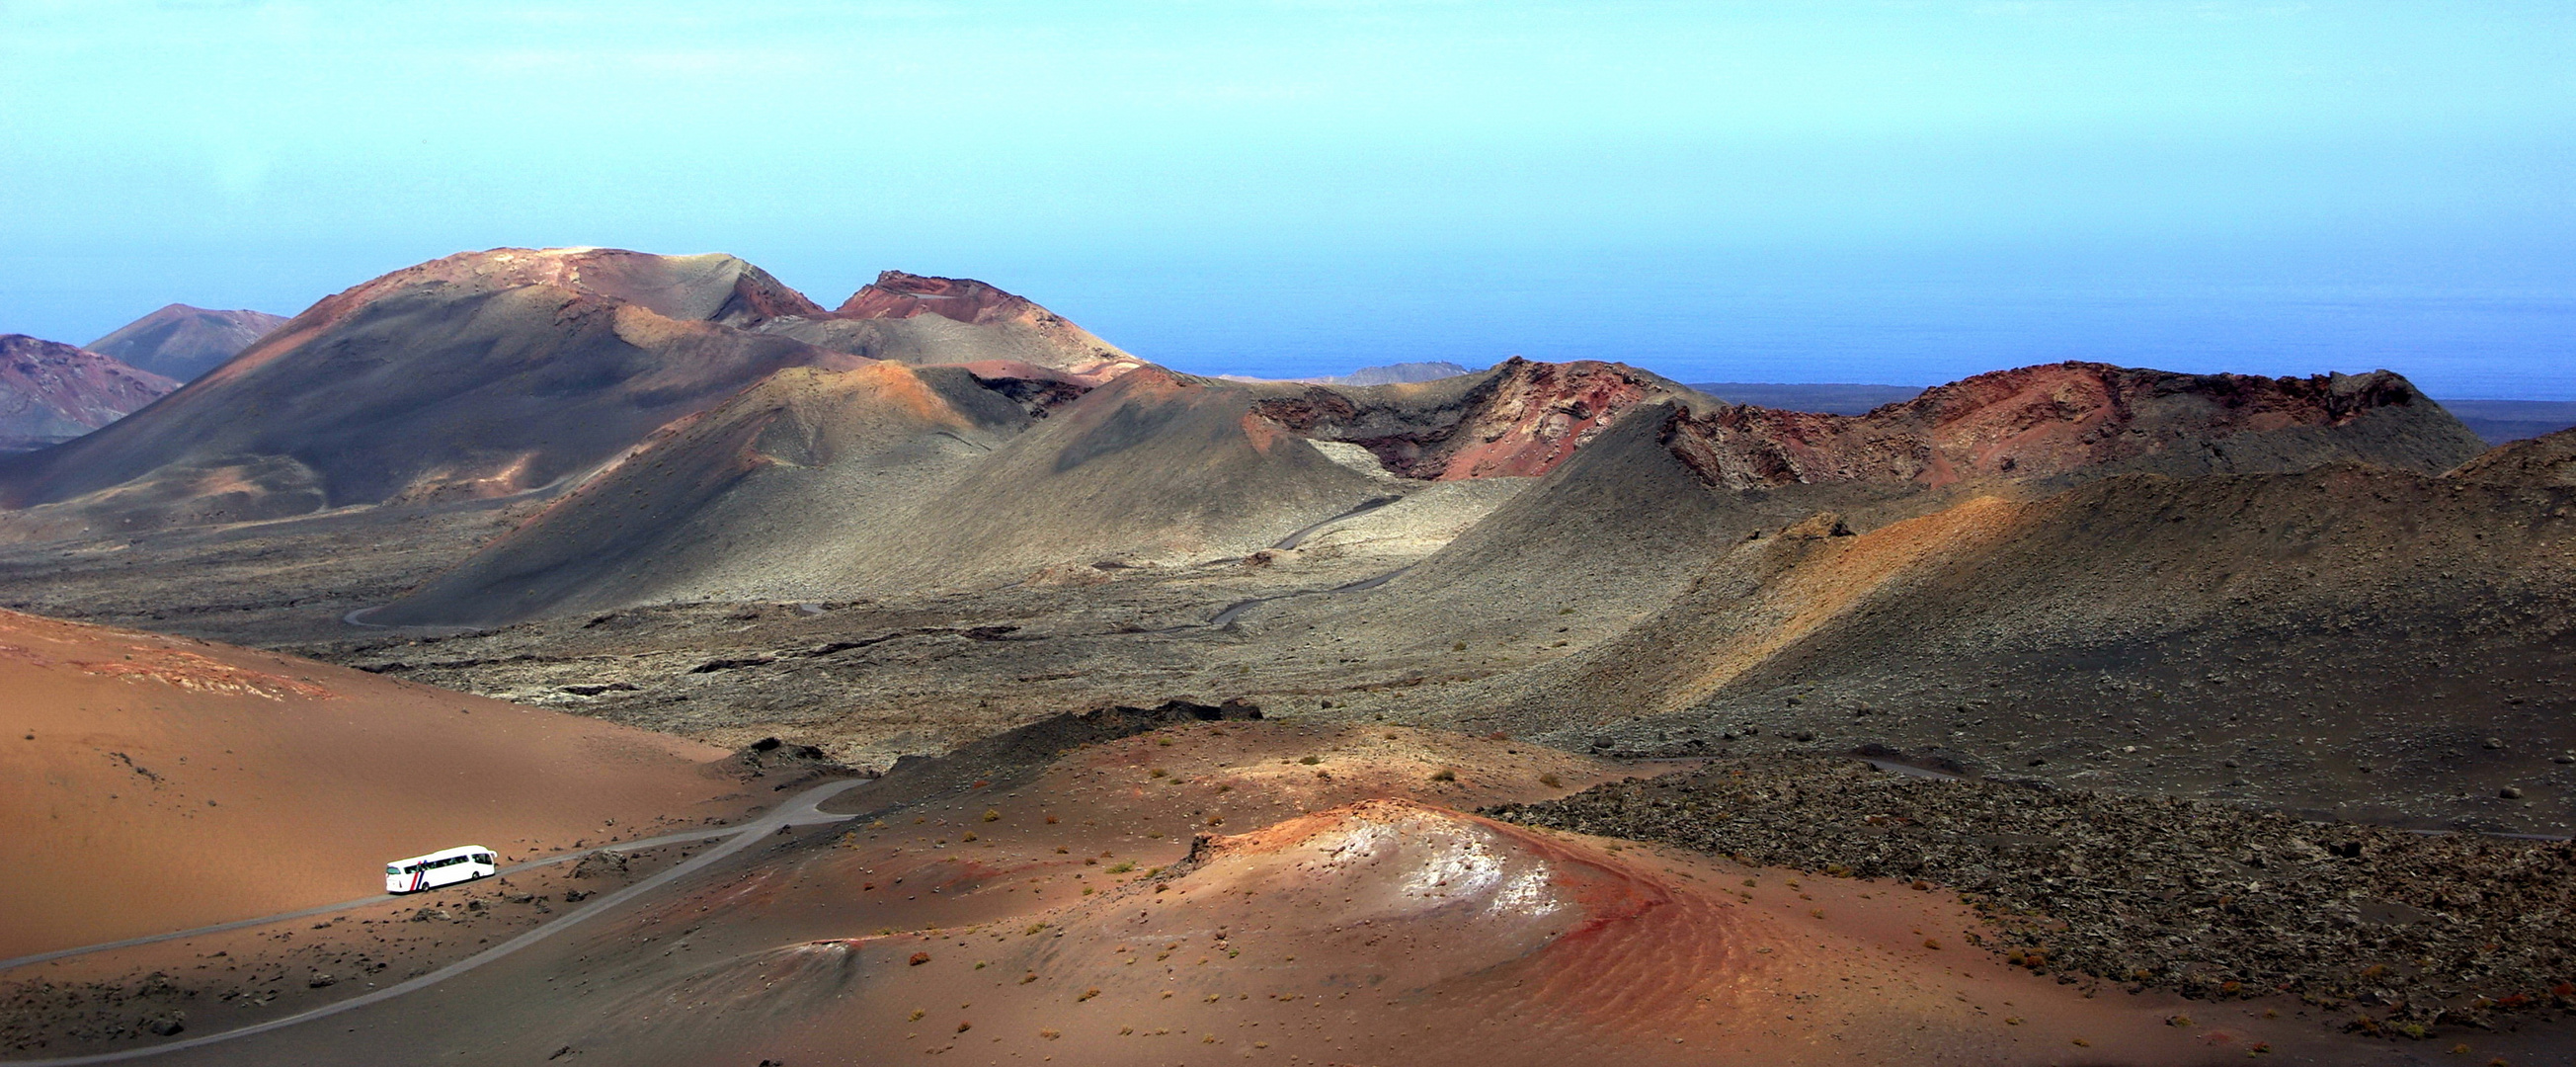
left=1, top=1, right=2570, bottom=395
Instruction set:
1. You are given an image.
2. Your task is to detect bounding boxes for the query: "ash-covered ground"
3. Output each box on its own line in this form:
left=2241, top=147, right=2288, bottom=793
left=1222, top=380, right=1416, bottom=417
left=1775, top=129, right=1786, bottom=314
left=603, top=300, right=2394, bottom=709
left=1489, top=757, right=2576, bottom=1036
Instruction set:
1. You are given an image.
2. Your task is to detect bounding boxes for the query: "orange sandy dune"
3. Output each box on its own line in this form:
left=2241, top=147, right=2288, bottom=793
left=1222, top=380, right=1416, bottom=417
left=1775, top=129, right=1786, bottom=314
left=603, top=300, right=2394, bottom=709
left=151, top=721, right=2420, bottom=1067
left=0, top=609, right=750, bottom=960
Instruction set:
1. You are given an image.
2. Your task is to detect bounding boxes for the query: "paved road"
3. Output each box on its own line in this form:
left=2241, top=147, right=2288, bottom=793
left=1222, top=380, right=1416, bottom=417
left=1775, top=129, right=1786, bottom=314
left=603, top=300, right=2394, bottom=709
left=1208, top=565, right=1413, bottom=628
left=10, top=778, right=868, bottom=1066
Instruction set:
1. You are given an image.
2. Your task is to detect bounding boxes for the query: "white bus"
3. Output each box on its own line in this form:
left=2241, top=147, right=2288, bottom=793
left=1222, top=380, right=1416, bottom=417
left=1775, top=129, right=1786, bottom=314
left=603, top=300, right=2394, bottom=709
left=386, top=846, right=498, bottom=893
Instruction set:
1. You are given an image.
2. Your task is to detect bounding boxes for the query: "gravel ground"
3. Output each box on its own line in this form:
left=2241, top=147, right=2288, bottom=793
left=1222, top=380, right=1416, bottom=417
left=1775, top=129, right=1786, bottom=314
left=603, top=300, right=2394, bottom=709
left=1487, top=757, right=2576, bottom=1034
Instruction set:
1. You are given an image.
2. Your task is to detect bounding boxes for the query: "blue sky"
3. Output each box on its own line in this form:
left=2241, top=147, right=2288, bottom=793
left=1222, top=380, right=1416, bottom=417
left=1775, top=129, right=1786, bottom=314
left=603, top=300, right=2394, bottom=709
left=2, top=1, right=2569, bottom=394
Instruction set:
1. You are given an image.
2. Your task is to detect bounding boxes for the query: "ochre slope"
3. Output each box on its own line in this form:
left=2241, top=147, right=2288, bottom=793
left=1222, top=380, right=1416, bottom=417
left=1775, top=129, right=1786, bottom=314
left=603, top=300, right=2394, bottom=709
left=0, top=609, right=742, bottom=958
left=1499, top=463, right=2576, bottom=827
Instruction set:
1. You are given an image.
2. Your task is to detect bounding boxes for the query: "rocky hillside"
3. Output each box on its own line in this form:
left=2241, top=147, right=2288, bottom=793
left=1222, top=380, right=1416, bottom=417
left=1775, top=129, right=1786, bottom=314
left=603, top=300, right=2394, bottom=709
left=83, top=304, right=289, bottom=380
left=757, top=270, right=1145, bottom=381
left=1662, top=362, right=2481, bottom=490
left=0, top=335, right=177, bottom=451
left=0, top=250, right=1137, bottom=542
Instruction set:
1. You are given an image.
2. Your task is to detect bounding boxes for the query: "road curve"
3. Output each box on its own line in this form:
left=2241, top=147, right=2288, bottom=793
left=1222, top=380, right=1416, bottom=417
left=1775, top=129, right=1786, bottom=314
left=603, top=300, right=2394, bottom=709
left=0, top=823, right=761, bottom=976
left=9, top=778, right=868, bottom=1066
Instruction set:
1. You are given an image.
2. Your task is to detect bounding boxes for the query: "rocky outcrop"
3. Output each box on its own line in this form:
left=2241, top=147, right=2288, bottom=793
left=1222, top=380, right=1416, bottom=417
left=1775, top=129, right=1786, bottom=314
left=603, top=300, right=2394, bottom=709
left=1660, top=362, right=2483, bottom=490
left=2449, top=425, right=2576, bottom=487
left=85, top=304, right=290, bottom=381
left=1249, top=357, right=1685, bottom=479
left=760, top=271, right=1147, bottom=382
left=832, top=271, right=1033, bottom=324
left=0, top=335, right=178, bottom=451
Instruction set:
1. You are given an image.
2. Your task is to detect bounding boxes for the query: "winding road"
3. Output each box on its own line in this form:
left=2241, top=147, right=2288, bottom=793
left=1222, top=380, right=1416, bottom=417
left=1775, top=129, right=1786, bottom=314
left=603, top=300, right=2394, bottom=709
left=7, top=778, right=869, bottom=1066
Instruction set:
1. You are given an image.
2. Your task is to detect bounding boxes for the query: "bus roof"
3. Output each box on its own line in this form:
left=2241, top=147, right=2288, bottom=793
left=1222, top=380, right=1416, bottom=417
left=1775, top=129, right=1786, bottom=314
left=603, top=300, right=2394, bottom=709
left=387, top=845, right=494, bottom=865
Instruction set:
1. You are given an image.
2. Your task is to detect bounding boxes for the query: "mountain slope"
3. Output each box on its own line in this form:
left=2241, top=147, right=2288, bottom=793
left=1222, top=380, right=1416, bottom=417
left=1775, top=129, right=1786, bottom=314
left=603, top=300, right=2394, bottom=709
left=1243, top=362, right=2490, bottom=669
left=0, top=334, right=179, bottom=451
left=757, top=270, right=1145, bottom=381
left=375, top=358, right=1699, bottom=624
left=378, top=367, right=1399, bottom=623
left=370, top=361, right=1044, bottom=624
left=0, top=608, right=742, bottom=958
left=2451, top=424, right=2576, bottom=487
left=0, top=249, right=863, bottom=537
left=85, top=304, right=290, bottom=381
left=1481, top=461, right=2576, bottom=830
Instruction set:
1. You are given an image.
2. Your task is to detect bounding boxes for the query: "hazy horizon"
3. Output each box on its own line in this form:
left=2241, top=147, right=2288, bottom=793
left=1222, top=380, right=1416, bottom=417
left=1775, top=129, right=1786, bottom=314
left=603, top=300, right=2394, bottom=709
left=4, top=2, right=2569, bottom=396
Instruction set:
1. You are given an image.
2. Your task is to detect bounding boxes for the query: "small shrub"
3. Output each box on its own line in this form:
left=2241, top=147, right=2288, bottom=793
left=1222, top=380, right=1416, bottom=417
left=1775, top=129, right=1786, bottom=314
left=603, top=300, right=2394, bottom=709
left=1539, top=773, right=1562, bottom=788
left=1299, top=755, right=1320, bottom=765
left=1430, top=769, right=1456, bottom=782
left=982, top=809, right=1002, bottom=822
left=908, top=952, right=931, bottom=966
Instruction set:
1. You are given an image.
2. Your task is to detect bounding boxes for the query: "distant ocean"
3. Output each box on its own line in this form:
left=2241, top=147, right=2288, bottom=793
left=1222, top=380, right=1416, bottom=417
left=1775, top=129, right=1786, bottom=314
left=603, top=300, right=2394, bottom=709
left=1015, top=253, right=2576, bottom=401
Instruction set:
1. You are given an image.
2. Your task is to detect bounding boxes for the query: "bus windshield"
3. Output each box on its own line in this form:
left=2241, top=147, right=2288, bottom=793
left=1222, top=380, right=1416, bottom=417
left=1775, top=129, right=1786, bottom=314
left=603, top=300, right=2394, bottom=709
left=386, top=864, right=402, bottom=875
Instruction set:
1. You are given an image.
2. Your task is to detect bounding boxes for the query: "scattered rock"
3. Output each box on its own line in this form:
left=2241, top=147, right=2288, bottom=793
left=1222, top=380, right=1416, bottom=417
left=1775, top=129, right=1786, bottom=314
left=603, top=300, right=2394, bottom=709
left=1489, top=755, right=2576, bottom=1028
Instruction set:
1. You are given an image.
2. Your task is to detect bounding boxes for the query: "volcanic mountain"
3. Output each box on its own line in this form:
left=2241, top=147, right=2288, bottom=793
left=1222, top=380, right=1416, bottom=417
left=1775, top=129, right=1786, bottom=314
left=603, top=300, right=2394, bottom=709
left=370, top=358, right=1693, bottom=624
left=1241, top=361, right=2488, bottom=664
left=755, top=269, right=1145, bottom=381
left=0, top=334, right=178, bottom=451
left=0, top=250, right=1135, bottom=542
left=85, top=304, right=290, bottom=381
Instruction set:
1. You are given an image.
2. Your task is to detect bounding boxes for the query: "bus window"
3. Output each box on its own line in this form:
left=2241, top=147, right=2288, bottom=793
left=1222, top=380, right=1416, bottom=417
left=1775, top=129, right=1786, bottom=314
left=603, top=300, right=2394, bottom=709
left=386, top=865, right=401, bottom=875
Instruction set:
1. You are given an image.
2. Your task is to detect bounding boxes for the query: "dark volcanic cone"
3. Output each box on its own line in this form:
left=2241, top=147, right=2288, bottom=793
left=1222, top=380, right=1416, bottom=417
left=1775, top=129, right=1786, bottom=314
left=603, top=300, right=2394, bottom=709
left=85, top=303, right=290, bottom=381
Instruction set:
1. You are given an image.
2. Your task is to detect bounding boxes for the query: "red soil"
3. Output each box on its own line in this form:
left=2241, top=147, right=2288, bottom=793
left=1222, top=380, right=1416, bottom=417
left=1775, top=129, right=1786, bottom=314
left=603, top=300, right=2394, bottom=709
left=831, top=271, right=1033, bottom=325
left=0, top=610, right=753, bottom=959
left=1249, top=357, right=1682, bottom=480
left=0, top=335, right=177, bottom=447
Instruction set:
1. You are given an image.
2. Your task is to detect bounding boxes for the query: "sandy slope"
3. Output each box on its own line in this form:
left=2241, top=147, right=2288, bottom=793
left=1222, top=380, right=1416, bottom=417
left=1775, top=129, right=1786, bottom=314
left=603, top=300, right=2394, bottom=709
left=0, top=610, right=748, bottom=959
